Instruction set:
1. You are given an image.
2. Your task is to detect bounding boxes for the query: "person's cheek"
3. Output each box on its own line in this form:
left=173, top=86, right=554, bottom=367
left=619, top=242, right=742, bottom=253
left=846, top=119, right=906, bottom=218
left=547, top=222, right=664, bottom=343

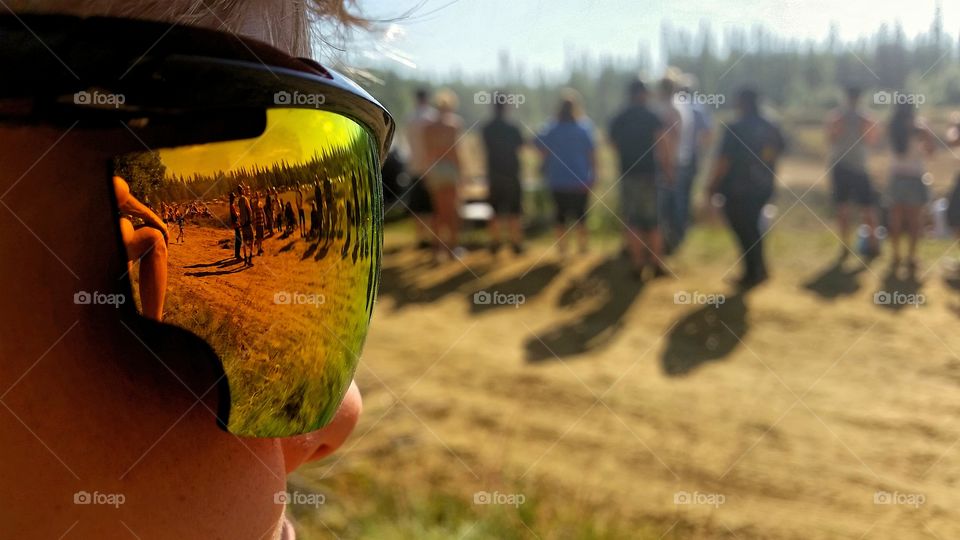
left=279, top=380, right=362, bottom=473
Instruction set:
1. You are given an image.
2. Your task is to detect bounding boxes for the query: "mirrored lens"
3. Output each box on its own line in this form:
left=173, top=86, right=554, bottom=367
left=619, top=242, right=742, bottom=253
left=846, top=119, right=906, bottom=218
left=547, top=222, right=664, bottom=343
left=113, top=108, right=382, bottom=437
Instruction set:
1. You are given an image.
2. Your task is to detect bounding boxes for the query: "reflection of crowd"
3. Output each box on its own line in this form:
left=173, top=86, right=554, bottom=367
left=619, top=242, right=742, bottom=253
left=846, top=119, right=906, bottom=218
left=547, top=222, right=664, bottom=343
left=226, top=170, right=376, bottom=269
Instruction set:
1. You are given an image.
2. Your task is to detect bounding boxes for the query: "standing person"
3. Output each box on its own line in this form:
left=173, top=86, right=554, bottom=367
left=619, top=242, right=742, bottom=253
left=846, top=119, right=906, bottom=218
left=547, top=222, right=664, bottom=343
left=253, top=192, right=266, bottom=256
left=296, top=184, right=306, bottom=237
left=672, top=73, right=713, bottom=247
left=229, top=191, right=241, bottom=260
left=422, top=88, right=464, bottom=260
left=405, top=88, right=436, bottom=249
left=886, top=101, right=936, bottom=274
left=609, top=79, right=674, bottom=277
left=264, top=188, right=274, bottom=237
left=175, top=210, right=185, bottom=243
left=706, top=88, right=785, bottom=290
left=481, top=93, right=526, bottom=255
left=825, top=86, right=880, bottom=259
left=652, top=74, right=682, bottom=253
left=536, top=88, right=597, bottom=255
left=237, top=185, right=254, bottom=266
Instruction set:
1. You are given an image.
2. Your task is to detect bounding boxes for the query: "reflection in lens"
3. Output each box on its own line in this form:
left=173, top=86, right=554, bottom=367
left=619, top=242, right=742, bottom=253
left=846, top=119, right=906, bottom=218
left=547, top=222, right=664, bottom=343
left=115, top=108, right=382, bottom=437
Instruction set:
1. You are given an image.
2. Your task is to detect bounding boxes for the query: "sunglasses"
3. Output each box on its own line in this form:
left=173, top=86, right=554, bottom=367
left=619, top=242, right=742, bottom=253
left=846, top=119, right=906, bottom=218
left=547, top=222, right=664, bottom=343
left=0, top=14, right=394, bottom=437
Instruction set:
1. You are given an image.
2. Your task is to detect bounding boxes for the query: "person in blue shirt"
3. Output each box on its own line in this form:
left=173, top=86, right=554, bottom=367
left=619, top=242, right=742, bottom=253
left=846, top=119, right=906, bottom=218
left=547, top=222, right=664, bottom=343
left=706, top=88, right=785, bottom=290
left=536, top=89, right=597, bottom=255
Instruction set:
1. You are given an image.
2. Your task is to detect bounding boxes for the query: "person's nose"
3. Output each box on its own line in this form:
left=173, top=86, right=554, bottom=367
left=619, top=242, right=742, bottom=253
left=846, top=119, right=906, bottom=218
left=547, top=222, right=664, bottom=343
left=277, top=379, right=362, bottom=473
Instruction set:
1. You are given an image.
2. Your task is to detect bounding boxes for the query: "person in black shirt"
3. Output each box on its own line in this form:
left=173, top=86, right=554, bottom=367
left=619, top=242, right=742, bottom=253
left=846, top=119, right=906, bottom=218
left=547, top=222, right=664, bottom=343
left=482, top=97, right=526, bottom=254
left=706, top=88, right=785, bottom=289
left=609, top=79, right=674, bottom=277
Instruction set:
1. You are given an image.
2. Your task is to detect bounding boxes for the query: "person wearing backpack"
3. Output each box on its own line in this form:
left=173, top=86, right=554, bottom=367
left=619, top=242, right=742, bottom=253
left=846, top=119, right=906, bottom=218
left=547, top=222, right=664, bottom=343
left=705, top=88, right=785, bottom=290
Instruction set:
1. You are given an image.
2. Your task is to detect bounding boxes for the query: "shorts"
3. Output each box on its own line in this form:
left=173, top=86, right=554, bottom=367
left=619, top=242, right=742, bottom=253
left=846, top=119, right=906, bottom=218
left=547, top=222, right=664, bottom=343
left=407, top=174, right=433, bottom=214
left=240, top=224, right=254, bottom=242
left=425, top=161, right=458, bottom=191
left=621, top=174, right=658, bottom=231
left=887, top=174, right=929, bottom=206
left=552, top=191, right=588, bottom=225
left=832, top=166, right=875, bottom=205
left=488, top=174, right=523, bottom=216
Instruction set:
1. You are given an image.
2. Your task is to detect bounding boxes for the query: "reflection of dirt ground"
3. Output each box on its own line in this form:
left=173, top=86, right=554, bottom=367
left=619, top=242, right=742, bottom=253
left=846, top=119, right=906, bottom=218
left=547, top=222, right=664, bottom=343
left=155, top=220, right=376, bottom=436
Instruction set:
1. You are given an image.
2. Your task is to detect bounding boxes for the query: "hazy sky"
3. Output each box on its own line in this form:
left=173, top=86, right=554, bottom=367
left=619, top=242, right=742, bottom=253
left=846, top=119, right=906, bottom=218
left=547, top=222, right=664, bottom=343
left=341, top=0, right=957, bottom=78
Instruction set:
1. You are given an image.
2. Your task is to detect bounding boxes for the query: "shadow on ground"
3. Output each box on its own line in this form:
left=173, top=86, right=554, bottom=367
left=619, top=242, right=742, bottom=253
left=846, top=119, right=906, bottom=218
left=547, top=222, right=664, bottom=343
left=661, top=292, right=748, bottom=376
left=524, top=256, right=644, bottom=362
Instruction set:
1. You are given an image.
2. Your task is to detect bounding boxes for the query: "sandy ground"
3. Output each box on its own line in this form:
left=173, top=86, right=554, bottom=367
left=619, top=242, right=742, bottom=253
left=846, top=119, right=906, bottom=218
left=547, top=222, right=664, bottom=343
left=322, top=222, right=960, bottom=539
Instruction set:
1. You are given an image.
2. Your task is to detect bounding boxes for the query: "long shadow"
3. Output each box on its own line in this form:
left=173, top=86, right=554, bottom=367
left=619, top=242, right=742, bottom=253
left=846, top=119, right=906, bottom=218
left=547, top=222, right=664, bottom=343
left=802, top=259, right=867, bottom=299
left=184, top=257, right=240, bottom=269
left=661, top=292, right=748, bottom=376
left=184, top=264, right=250, bottom=278
left=525, top=257, right=643, bottom=362
left=379, top=256, right=488, bottom=310
left=468, top=262, right=562, bottom=314
left=876, top=265, right=924, bottom=313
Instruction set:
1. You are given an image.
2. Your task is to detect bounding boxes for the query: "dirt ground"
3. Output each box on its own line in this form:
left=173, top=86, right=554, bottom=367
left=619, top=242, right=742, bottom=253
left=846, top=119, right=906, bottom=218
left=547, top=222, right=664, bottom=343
left=164, top=154, right=960, bottom=539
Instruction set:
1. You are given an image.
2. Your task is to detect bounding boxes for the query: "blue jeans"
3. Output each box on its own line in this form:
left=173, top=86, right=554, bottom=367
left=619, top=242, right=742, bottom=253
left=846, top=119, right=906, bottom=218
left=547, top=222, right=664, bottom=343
left=659, top=160, right=698, bottom=252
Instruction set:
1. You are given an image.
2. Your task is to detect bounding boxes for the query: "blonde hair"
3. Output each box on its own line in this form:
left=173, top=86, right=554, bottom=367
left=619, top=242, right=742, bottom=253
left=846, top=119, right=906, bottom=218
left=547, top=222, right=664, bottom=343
left=434, top=88, right=459, bottom=113
left=8, top=0, right=368, bottom=57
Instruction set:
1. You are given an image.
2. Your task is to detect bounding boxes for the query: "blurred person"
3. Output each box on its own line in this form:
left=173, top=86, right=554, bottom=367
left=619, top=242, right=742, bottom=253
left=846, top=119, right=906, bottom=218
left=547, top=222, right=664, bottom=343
left=536, top=88, right=596, bottom=255
left=405, top=88, right=436, bottom=249
left=422, top=88, right=464, bottom=260
left=175, top=209, right=185, bottom=244
left=481, top=92, right=526, bottom=255
left=886, top=101, right=936, bottom=275
left=652, top=73, right=682, bottom=252
left=264, top=187, right=274, bottom=236
left=1, top=4, right=372, bottom=540
left=295, top=184, right=306, bottom=237
left=671, top=72, right=713, bottom=247
left=115, top=175, right=168, bottom=320
left=609, top=79, right=672, bottom=278
left=824, top=86, right=880, bottom=259
left=253, top=191, right=266, bottom=256
left=943, top=112, right=960, bottom=274
left=706, top=88, right=785, bottom=290
left=229, top=191, right=241, bottom=259
left=237, top=185, right=255, bottom=266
